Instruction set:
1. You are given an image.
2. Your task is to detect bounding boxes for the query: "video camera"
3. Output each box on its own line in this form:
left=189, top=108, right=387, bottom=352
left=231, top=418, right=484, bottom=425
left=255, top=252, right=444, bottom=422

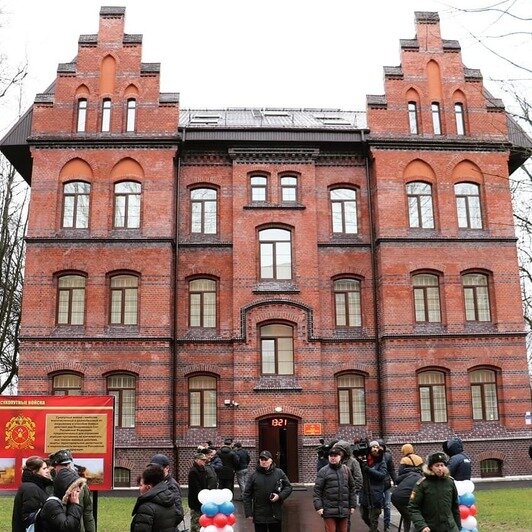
left=316, top=438, right=331, bottom=460
left=351, top=438, right=370, bottom=460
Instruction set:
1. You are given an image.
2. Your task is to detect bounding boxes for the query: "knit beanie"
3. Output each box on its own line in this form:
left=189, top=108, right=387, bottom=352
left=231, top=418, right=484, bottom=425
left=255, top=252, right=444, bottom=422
left=400, top=454, right=424, bottom=467
left=401, top=443, right=415, bottom=456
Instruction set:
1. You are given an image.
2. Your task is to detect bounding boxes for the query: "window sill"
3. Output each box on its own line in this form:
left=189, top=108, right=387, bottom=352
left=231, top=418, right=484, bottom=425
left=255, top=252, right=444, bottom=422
left=252, top=281, right=300, bottom=294
left=244, top=203, right=305, bottom=210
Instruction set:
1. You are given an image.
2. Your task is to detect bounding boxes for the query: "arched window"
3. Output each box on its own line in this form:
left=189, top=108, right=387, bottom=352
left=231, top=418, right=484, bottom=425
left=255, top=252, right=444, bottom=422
left=470, top=369, right=499, bottom=420
left=418, top=370, right=447, bottom=422
left=462, top=273, right=491, bottom=322
left=431, top=102, right=441, bottom=135
left=191, top=188, right=217, bottom=234
left=114, top=467, right=131, bottom=487
left=280, top=176, right=298, bottom=203
left=189, top=375, right=217, bottom=427
left=480, top=459, right=502, bottom=478
left=250, top=175, right=268, bottom=202
left=455, top=103, right=466, bottom=135
left=189, top=279, right=216, bottom=328
left=107, top=374, right=136, bottom=427
left=406, top=182, right=434, bottom=228
left=330, top=188, right=357, bottom=234
left=259, top=228, right=292, bottom=280
left=337, top=374, right=366, bottom=425
left=413, top=273, right=441, bottom=322
left=76, top=99, right=88, bottom=132
left=57, top=275, right=86, bottom=325
left=126, top=98, right=136, bottom=132
left=110, top=275, right=138, bottom=325
left=260, top=323, right=294, bottom=375
left=334, top=279, right=361, bottom=327
left=101, top=98, right=112, bottom=132
left=52, top=374, right=82, bottom=395
left=455, top=183, right=482, bottom=229
left=62, top=181, right=90, bottom=229
left=408, top=102, right=419, bottom=134
left=114, top=181, right=141, bottom=229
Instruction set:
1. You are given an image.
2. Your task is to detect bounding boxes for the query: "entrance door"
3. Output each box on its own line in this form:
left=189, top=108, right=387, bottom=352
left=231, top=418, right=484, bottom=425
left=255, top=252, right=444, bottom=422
left=258, top=416, right=299, bottom=482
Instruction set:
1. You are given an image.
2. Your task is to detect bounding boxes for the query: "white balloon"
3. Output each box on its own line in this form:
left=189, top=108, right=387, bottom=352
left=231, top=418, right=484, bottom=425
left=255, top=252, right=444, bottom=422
left=463, top=516, right=478, bottom=530
left=221, top=488, right=233, bottom=502
left=212, top=489, right=226, bottom=505
left=455, top=480, right=467, bottom=496
left=198, top=489, right=212, bottom=504
left=204, top=526, right=218, bottom=532
left=222, top=526, right=234, bottom=532
left=463, top=479, right=475, bottom=493
left=200, top=528, right=205, bottom=532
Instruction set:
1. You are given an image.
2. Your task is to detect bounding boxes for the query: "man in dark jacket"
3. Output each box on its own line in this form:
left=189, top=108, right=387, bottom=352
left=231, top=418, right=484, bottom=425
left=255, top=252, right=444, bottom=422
left=391, top=462, right=423, bottom=532
left=204, top=448, right=219, bottom=489
left=313, top=445, right=357, bottom=532
left=131, top=465, right=179, bottom=532
left=378, top=439, right=397, bottom=532
left=149, top=453, right=184, bottom=525
left=358, top=440, right=388, bottom=532
left=216, top=438, right=240, bottom=492
left=39, top=467, right=85, bottom=532
left=443, top=437, right=471, bottom=480
left=243, top=450, right=292, bottom=532
left=408, top=452, right=461, bottom=532
left=187, top=453, right=209, bottom=532
left=233, top=441, right=251, bottom=499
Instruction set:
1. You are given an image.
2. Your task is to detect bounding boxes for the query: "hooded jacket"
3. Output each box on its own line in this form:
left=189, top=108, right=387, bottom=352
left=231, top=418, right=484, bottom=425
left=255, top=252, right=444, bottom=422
left=243, top=463, right=292, bottom=523
left=391, top=465, right=423, bottom=510
left=39, top=468, right=85, bottom=532
left=130, top=480, right=179, bottom=532
left=332, top=440, right=363, bottom=491
left=358, top=449, right=389, bottom=509
left=313, top=460, right=357, bottom=519
left=444, top=437, right=471, bottom=481
left=215, top=445, right=240, bottom=480
left=12, top=469, right=53, bottom=532
left=408, top=464, right=461, bottom=532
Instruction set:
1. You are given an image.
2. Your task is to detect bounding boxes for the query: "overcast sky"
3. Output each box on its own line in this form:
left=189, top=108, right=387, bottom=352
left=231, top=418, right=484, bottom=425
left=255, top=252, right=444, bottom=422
left=1, top=0, right=530, bottom=135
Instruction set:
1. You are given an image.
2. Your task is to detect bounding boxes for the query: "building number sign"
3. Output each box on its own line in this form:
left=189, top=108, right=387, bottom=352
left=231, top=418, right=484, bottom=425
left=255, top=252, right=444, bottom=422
left=271, top=417, right=289, bottom=427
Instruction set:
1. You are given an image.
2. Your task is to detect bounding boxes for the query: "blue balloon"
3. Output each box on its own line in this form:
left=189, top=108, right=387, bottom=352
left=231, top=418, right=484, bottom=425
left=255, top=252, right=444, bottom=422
left=459, top=492, right=476, bottom=507
left=218, top=500, right=235, bottom=515
left=460, top=528, right=470, bottom=532
left=201, top=501, right=218, bottom=517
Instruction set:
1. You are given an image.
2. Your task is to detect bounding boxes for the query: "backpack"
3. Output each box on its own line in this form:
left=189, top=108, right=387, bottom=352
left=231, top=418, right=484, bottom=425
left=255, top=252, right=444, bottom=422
left=25, top=496, right=61, bottom=532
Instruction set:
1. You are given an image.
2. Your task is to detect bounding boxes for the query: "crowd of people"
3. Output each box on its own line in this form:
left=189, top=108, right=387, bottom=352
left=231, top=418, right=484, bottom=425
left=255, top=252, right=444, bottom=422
left=11, top=436, right=472, bottom=532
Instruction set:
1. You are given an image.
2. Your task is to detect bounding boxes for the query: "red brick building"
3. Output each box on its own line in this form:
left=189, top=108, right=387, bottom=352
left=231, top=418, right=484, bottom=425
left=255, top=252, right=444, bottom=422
left=2, top=8, right=531, bottom=485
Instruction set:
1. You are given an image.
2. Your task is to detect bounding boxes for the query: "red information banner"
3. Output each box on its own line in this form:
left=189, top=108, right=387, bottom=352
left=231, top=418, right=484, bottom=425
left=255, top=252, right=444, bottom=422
left=0, top=395, right=114, bottom=490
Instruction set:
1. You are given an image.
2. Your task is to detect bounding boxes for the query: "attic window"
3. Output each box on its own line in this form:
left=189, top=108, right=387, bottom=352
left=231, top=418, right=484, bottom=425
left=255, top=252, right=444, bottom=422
left=314, top=115, right=351, bottom=125
left=262, top=110, right=291, bottom=117
left=190, top=114, right=221, bottom=124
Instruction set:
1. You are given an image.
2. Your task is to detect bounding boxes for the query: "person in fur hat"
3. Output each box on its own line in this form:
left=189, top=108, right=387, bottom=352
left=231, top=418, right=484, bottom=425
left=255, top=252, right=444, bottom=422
left=39, top=467, right=85, bottom=531
left=398, top=443, right=424, bottom=476
left=408, top=452, right=461, bottom=532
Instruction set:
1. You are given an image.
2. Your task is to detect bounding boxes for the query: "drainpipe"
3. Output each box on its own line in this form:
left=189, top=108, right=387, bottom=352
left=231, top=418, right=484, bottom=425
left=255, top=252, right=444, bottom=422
left=362, top=132, right=385, bottom=438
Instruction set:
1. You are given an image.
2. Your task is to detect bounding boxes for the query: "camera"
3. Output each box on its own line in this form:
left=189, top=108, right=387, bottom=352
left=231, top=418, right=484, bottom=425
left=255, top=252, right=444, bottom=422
left=351, top=438, right=370, bottom=459
left=317, top=439, right=331, bottom=460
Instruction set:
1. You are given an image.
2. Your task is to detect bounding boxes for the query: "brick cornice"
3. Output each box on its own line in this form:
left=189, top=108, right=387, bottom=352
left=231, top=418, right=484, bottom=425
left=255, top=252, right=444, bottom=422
left=368, top=137, right=511, bottom=152
left=228, top=147, right=319, bottom=164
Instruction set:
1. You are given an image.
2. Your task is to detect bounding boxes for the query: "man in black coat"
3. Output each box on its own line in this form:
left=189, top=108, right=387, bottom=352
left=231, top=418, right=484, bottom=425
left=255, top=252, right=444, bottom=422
left=187, top=453, right=209, bottom=532
left=149, top=453, right=184, bottom=525
left=216, top=438, right=240, bottom=492
left=443, top=437, right=471, bottom=480
left=233, top=441, right=251, bottom=499
left=131, top=465, right=179, bottom=532
left=243, top=450, right=292, bottom=532
left=391, top=463, right=423, bottom=532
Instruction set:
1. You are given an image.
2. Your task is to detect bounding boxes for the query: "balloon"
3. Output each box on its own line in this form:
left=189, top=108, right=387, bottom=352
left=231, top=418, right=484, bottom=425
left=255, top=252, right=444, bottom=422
left=204, top=526, right=218, bottom=532
left=198, top=489, right=213, bottom=504
left=455, top=480, right=467, bottom=496
left=213, top=513, right=228, bottom=528
left=219, top=501, right=235, bottom=515
left=221, top=488, right=233, bottom=502
left=462, top=516, right=477, bottom=530
left=212, top=489, right=226, bottom=505
left=201, top=502, right=219, bottom=517
left=200, top=528, right=205, bottom=532
left=459, top=492, right=476, bottom=507
left=221, top=526, right=234, bottom=532
left=469, top=504, right=477, bottom=516
left=199, top=514, right=213, bottom=527
left=463, top=480, right=475, bottom=493
left=459, top=505, right=470, bottom=519
left=227, top=513, right=236, bottom=525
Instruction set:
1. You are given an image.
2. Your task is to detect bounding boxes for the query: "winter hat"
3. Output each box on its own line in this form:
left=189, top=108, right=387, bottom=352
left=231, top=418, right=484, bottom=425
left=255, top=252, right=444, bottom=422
left=328, top=446, right=345, bottom=457
left=149, top=453, right=170, bottom=467
left=427, top=451, right=448, bottom=468
left=369, top=440, right=380, bottom=448
left=401, top=444, right=415, bottom=456
left=259, top=450, right=272, bottom=459
left=400, top=454, right=424, bottom=467
left=49, top=449, right=73, bottom=466
left=53, top=467, right=86, bottom=503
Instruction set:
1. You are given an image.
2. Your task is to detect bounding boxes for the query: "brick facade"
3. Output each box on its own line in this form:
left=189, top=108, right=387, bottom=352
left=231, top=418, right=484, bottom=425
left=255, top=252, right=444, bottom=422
left=3, top=8, right=531, bottom=485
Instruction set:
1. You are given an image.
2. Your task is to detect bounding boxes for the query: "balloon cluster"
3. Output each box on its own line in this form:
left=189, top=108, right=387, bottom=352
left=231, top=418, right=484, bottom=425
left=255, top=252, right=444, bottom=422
left=456, top=479, right=478, bottom=532
left=198, top=488, right=237, bottom=532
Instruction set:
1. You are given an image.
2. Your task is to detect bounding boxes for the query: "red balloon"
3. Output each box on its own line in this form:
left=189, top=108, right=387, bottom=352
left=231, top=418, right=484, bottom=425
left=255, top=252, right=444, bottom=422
left=459, top=505, right=470, bottom=519
left=199, top=514, right=213, bottom=526
left=227, top=513, right=236, bottom=525
left=213, top=513, right=228, bottom=528
left=469, top=504, right=477, bottom=516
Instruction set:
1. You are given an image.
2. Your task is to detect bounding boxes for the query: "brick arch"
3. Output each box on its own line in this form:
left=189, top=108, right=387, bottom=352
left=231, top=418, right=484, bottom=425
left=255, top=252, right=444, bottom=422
left=47, top=362, right=86, bottom=375
left=114, top=459, right=136, bottom=471
left=110, top=157, right=144, bottom=180
left=451, top=159, right=483, bottom=184
left=59, top=158, right=94, bottom=180
left=102, top=365, right=142, bottom=377
left=403, top=158, right=436, bottom=183
left=180, top=365, right=220, bottom=379
left=477, top=450, right=504, bottom=461
left=334, top=365, right=370, bottom=376
left=75, top=84, right=90, bottom=98
left=254, top=407, right=304, bottom=419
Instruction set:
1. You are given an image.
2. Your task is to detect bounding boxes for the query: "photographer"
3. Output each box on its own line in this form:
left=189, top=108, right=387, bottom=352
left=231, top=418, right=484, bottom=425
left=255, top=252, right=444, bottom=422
left=357, top=440, right=389, bottom=532
left=243, top=450, right=293, bottom=532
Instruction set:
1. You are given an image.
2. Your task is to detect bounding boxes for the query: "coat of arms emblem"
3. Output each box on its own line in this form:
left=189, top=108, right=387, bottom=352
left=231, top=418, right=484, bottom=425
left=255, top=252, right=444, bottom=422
left=5, top=415, right=36, bottom=449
